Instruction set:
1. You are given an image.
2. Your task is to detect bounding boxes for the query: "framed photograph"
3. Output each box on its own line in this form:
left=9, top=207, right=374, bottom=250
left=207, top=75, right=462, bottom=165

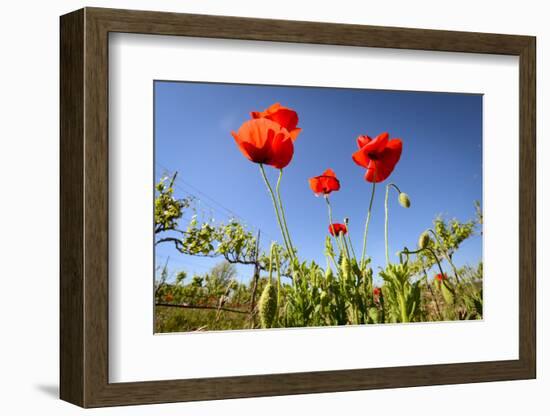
left=60, top=7, right=536, bottom=408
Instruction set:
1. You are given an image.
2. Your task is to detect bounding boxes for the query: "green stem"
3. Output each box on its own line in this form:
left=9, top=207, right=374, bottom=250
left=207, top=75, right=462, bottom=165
left=327, top=252, right=340, bottom=277
left=385, top=184, right=390, bottom=266
left=276, top=169, right=295, bottom=258
left=259, top=164, right=293, bottom=260
left=385, top=183, right=402, bottom=267
left=340, top=234, right=351, bottom=259
left=400, top=247, right=446, bottom=279
left=422, top=268, right=443, bottom=321
left=325, top=196, right=345, bottom=256
left=346, top=233, right=357, bottom=261
left=426, top=247, right=446, bottom=280
left=428, top=229, right=461, bottom=283
left=274, top=245, right=281, bottom=323
left=268, top=243, right=274, bottom=283
left=360, top=182, right=376, bottom=269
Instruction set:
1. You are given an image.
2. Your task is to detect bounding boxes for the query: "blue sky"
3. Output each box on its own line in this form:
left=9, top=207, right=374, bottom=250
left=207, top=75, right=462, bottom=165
left=154, top=81, right=482, bottom=284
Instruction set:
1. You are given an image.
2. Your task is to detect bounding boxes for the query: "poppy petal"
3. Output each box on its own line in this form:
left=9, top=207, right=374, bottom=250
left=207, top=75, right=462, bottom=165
left=308, top=177, right=324, bottom=195
left=328, top=223, right=347, bottom=236
left=365, top=161, right=388, bottom=183
left=322, top=168, right=337, bottom=178
left=232, top=131, right=256, bottom=162
left=356, top=135, right=372, bottom=149
left=232, top=118, right=292, bottom=166
left=266, top=108, right=299, bottom=132
left=309, top=169, right=340, bottom=195
left=360, top=132, right=390, bottom=154
left=237, top=139, right=269, bottom=165
left=264, top=102, right=283, bottom=113
left=234, top=119, right=271, bottom=148
left=352, top=147, right=372, bottom=169
left=364, top=139, right=402, bottom=183
left=289, top=128, right=301, bottom=141
left=266, top=132, right=294, bottom=169
left=380, top=138, right=402, bottom=171
left=250, top=103, right=300, bottom=140
left=322, top=176, right=340, bottom=192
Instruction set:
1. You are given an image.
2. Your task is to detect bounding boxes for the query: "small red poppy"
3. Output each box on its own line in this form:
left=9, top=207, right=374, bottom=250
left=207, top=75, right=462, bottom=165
left=251, top=103, right=301, bottom=141
left=373, top=287, right=381, bottom=297
left=328, top=223, right=347, bottom=236
left=309, top=168, right=341, bottom=196
left=231, top=118, right=294, bottom=169
left=352, top=132, right=402, bottom=183
left=435, top=273, right=448, bottom=282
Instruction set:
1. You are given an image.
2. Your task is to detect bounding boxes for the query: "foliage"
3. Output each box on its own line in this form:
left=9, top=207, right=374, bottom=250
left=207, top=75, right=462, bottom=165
left=154, top=172, right=192, bottom=234
left=410, top=215, right=478, bottom=276
left=154, top=170, right=483, bottom=332
left=379, top=263, right=422, bottom=323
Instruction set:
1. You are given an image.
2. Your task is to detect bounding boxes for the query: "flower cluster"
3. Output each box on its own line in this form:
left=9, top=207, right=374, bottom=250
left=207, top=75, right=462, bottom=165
left=231, top=102, right=407, bottom=267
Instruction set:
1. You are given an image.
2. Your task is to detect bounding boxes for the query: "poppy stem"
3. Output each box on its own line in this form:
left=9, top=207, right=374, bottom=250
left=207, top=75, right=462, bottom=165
left=360, top=182, right=376, bottom=270
left=399, top=247, right=446, bottom=279
left=274, top=244, right=282, bottom=325
left=427, top=229, right=462, bottom=284
left=341, top=234, right=351, bottom=259
left=422, top=268, right=443, bottom=321
left=347, top=233, right=357, bottom=262
left=385, top=183, right=402, bottom=266
left=276, top=169, right=296, bottom=258
left=259, top=164, right=294, bottom=262
left=426, top=247, right=447, bottom=282
left=268, top=241, right=274, bottom=284
left=384, top=185, right=390, bottom=266
left=325, top=196, right=345, bottom=256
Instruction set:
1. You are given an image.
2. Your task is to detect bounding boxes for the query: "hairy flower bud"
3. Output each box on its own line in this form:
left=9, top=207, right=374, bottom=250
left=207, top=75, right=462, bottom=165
left=418, top=231, right=431, bottom=249
left=258, top=282, right=277, bottom=329
left=325, top=266, right=334, bottom=283
left=398, top=192, right=411, bottom=208
left=341, top=256, right=351, bottom=280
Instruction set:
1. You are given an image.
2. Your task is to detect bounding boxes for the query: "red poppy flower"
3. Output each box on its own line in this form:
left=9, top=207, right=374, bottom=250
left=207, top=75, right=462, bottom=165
left=251, top=103, right=301, bottom=141
left=352, top=132, right=402, bottom=183
left=328, top=223, right=347, bottom=236
left=231, top=118, right=294, bottom=169
left=309, top=168, right=341, bottom=196
left=435, top=273, right=448, bottom=282
left=373, top=287, right=381, bottom=297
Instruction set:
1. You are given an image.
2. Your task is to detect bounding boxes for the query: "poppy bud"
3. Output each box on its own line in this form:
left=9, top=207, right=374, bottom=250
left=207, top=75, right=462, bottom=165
left=341, top=256, right=351, bottom=280
left=398, top=192, right=411, bottom=208
left=258, top=282, right=277, bottom=329
left=418, top=231, right=431, bottom=249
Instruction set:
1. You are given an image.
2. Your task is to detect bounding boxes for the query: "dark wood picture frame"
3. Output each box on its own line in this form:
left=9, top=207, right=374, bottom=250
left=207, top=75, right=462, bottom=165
left=60, top=7, right=536, bottom=408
